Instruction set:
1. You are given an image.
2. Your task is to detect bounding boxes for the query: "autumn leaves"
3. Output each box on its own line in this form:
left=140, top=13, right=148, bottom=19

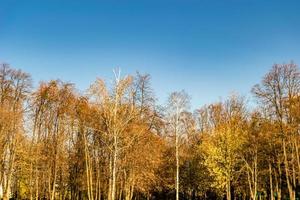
left=1, top=63, right=300, bottom=200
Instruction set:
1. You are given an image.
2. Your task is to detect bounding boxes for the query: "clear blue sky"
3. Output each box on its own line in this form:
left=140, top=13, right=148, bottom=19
left=1, top=0, right=300, bottom=109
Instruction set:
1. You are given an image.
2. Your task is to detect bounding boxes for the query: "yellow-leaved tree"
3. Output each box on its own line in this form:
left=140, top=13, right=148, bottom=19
left=200, top=95, right=247, bottom=200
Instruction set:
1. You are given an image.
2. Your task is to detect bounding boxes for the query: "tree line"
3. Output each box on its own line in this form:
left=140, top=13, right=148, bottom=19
left=0, top=62, right=300, bottom=200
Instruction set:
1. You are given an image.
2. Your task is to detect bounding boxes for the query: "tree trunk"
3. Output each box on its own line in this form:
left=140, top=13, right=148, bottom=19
left=3, top=144, right=16, bottom=200
left=226, top=180, right=231, bottom=200
left=175, top=106, right=180, bottom=200
left=176, top=133, right=179, bottom=200
left=108, top=155, right=112, bottom=200
left=275, top=159, right=282, bottom=200
left=283, top=140, right=296, bottom=200
left=269, top=161, right=274, bottom=200
left=112, top=134, right=118, bottom=200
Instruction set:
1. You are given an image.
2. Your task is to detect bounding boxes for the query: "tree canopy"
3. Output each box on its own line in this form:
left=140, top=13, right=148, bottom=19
left=1, top=62, right=300, bottom=200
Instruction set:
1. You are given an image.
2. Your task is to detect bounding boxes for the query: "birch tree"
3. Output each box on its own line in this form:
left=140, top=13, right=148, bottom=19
left=89, top=70, right=137, bottom=200
left=165, top=90, right=190, bottom=200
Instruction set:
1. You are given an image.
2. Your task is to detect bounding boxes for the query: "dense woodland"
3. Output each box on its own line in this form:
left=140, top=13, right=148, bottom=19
left=0, top=62, right=300, bottom=200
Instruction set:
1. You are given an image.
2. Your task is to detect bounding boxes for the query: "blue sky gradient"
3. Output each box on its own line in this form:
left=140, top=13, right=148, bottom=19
left=1, top=0, right=300, bottom=108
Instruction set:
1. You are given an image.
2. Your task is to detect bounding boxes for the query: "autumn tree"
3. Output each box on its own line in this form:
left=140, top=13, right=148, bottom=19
left=252, top=62, right=300, bottom=200
left=199, top=95, right=247, bottom=200
left=0, top=64, right=31, bottom=200
left=29, top=80, right=76, bottom=200
left=165, top=90, right=190, bottom=200
left=2, top=61, right=300, bottom=200
left=89, top=70, right=139, bottom=200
